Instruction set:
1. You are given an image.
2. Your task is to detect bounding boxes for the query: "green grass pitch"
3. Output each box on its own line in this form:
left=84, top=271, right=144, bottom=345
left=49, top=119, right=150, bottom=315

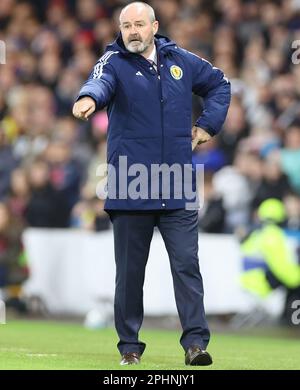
left=0, top=320, right=299, bottom=370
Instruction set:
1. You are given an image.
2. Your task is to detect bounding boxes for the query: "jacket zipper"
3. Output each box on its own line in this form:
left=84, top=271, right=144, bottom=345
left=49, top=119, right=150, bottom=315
left=157, top=63, right=165, bottom=206
left=136, top=46, right=172, bottom=206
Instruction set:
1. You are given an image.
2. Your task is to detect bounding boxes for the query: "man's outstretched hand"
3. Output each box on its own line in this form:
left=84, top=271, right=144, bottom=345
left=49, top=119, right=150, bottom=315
left=191, top=126, right=212, bottom=150
left=72, top=97, right=96, bottom=121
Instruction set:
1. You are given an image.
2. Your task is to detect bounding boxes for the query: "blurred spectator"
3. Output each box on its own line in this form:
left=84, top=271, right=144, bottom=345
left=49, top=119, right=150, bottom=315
left=82, top=115, right=108, bottom=200
left=199, top=173, right=225, bottom=233
left=252, top=157, right=292, bottom=210
left=71, top=198, right=110, bottom=231
left=279, top=122, right=300, bottom=195
left=284, top=192, right=300, bottom=241
left=44, top=140, right=81, bottom=214
left=239, top=199, right=300, bottom=325
left=218, top=97, right=250, bottom=165
left=94, top=199, right=110, bottom=231
left=0, top=201, right=28, bottom=312
left=7, top=167, right=30, bottom=224
left=0, top=129, right=18, bottom=200
left=213, top=166, right=252, bottom=232
left=25, top=159, right=69, bottom=228
left=71, top=199, right=96, bottom=231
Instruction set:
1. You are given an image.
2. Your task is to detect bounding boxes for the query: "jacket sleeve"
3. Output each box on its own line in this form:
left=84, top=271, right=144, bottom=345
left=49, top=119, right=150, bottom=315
left=76, top=51, right=118, bottom=110
left=187, top=51, right=231, bottom=136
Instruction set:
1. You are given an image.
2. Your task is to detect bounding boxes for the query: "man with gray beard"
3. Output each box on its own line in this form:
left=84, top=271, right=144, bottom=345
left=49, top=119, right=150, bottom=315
left=73, top=2, right=231, bottom=366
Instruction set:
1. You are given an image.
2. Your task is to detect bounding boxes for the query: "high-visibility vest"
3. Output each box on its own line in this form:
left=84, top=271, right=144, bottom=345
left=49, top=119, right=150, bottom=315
left=240, top=223, right=300, bottom=297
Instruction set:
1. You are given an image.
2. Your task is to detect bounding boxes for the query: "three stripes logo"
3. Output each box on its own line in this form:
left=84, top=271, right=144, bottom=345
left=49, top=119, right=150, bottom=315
left=93, top=51, right=119, bottom=79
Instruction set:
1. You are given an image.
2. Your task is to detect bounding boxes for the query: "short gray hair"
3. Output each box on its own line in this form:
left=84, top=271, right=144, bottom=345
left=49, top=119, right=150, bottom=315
left=119, top=2, right=156, bottom=23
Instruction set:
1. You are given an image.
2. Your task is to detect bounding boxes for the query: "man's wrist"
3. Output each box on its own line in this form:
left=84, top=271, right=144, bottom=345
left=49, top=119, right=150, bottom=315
left=194, top=124, right=215, bottom=137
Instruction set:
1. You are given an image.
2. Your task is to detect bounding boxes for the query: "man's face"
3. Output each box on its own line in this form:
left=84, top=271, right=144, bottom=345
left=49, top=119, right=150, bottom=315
left=119, top=6, right=158, bottom=54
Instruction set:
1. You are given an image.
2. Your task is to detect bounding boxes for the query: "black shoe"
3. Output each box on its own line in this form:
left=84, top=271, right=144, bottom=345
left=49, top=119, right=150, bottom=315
left=185, top=345, right=213, bottom=366
left=120, top=352, right=141, bottom=366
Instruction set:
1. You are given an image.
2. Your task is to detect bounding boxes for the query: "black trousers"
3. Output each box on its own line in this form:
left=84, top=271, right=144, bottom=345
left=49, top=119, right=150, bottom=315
left=109, top=208, right=210, bottom=355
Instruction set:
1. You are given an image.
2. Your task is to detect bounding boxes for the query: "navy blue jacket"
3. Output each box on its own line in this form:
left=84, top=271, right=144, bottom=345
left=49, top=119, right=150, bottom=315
left=77, top=34, right=231, bottom=210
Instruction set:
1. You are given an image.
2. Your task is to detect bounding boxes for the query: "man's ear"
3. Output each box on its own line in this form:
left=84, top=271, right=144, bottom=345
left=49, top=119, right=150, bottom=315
left=153, top=21, right=159, bottom=35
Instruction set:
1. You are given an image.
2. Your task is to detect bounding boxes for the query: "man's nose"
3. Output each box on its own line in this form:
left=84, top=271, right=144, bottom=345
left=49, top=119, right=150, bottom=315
left=129, top=25, right=138, bottom=34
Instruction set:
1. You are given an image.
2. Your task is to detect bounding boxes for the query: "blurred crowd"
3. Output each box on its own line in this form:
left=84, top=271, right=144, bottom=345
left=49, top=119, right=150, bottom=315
left=0, top=0, right=300, bottom=237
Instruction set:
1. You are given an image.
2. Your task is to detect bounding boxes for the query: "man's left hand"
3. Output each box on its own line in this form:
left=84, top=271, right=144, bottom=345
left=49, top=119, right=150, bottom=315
left=191, top=126, right=212, bottom=150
